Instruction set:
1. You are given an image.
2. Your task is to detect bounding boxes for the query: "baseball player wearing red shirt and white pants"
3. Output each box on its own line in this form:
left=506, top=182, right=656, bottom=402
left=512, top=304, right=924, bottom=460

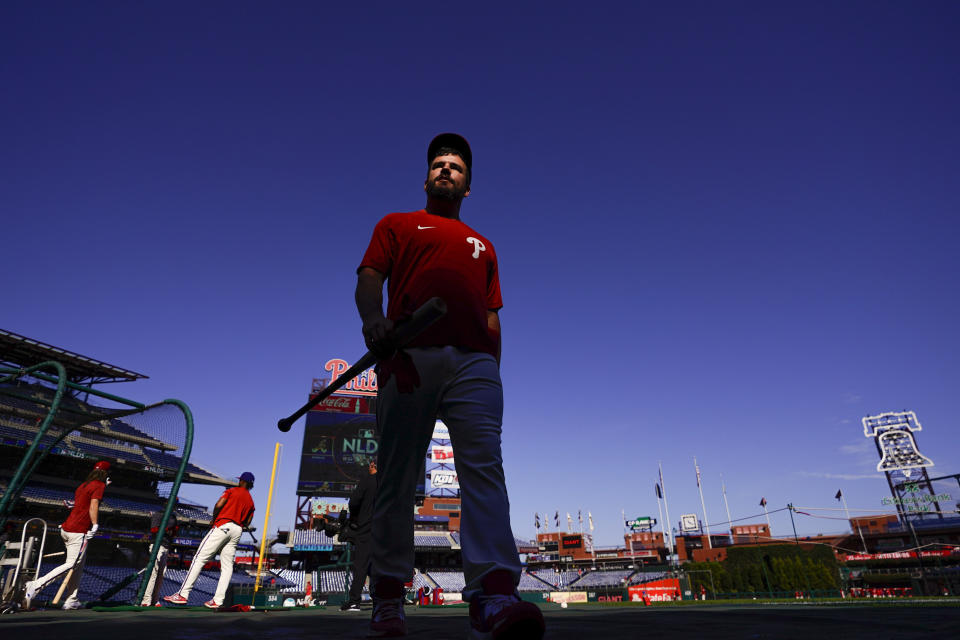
left=164, top=472, right=255, bottom=608
left=357, top=134, right=544, bottom=639
left=24, top=460, right=110, bottom=609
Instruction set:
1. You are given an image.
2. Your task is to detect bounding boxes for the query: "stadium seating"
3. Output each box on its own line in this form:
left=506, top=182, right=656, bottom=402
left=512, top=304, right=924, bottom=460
left=143, top=450, right=221, bottom=479
left=518, top=571, right=553, bottom=591
left=629, top=570, right=668, bottom=585
left=176, top=505, right=211, bottom=521
left=569, top=569, right=633, bottom=587
left=411, top=571, right=433, bottom=591
left=269, top=568, right=304, bottom=592
left=413, top=533, right=452, bottom=549
left=426, top=570, right=465, bottom=591
left=8, top=483, right=198, bottom=521
left=291, top=528, right=338, bottom=547
left=514, top=537, right=537, bottom=552
left=25, top=564, right=261, bottom=606
left=530, top=568, right=578, bottom=587
left=316, top=569, right=348, bottom=593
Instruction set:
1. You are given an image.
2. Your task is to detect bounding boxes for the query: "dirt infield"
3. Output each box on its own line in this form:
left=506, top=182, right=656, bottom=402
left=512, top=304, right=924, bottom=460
left=2, top=601, right=959, bottom=639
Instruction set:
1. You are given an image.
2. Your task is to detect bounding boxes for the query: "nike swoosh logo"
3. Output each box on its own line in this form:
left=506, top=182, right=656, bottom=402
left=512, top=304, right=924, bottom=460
left=418, top=225, right=436, bottom=229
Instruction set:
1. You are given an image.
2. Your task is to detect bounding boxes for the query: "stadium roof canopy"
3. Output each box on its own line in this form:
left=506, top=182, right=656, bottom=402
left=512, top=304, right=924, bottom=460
left=0, top=328, right=147, bottom=385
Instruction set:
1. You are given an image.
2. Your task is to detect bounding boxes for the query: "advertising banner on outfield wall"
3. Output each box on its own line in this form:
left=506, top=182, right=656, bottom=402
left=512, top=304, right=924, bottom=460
left=430, top=469, right=459, bottom=489
left=550, top=591, right=588, bottom=604
left=627, top=579, right=682, bottom=602
left=431, top=445, right=455, bottom=462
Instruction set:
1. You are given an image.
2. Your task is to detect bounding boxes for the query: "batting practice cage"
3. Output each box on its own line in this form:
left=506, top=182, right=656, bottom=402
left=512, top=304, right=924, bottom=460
left=0, top=332, right=217, bottom=609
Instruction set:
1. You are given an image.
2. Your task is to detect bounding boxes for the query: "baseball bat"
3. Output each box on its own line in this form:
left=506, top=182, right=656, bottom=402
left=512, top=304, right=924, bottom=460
left=277, top=297, right=447, bottom=432
left=51, top=567, right=75, bottom=605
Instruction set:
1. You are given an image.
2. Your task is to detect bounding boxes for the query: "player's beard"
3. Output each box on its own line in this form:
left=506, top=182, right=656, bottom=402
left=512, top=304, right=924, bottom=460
left=426, top=177, right=467, bottom=201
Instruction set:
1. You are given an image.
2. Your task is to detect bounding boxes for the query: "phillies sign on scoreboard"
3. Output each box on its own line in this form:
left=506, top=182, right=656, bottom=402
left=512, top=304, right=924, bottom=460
left=319, top=359, right=378, bottom=397
left=430, top=469, right=459, bottom=489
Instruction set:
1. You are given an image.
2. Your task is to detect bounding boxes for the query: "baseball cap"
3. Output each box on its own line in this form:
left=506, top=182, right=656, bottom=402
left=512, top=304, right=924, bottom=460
left=239, top=471, right=255, bottom=483
left=94, top=461, right=111, bottom=471
left=428, top=133, right=472, bottom=172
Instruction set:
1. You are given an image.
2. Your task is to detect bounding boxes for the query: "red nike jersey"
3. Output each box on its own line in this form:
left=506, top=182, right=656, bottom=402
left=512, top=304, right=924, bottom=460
left=213, top=487, right=255, bottom=528
left=61, top=480, right=105, bottom=533
left=359, top=210, right=502, bottom=358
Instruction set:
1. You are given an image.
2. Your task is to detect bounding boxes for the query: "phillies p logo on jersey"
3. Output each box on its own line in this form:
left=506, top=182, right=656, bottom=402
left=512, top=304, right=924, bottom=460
left=466, top=236, right=486, bottom=259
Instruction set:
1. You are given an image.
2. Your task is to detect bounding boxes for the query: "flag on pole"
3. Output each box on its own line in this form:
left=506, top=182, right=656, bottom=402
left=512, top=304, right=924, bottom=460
left=759, top=497, right=767, bottom=507
left=588, top=511, right=594, bottom=531
left=656, top=483, right=663, bottom=499
left=554, top=511, right=559, bottom=528
left=535, top=513, right=540, bottom=530
left=835, top=489, right=843, bottom=501
left=695, top=460, right=702, bottom=487
left=578, top=510, right=583, bottom=525
left=567, top=512, right=573, bottom=531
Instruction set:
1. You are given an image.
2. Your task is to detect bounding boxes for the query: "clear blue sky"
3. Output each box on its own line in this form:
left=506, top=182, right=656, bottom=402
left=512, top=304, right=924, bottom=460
left=3, top=1, right=958, bottom=547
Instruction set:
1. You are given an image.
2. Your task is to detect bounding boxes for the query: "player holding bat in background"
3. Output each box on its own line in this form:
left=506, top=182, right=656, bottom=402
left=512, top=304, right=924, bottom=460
left=356, top=133, right=544, bottom=638
left=24, top=460, right=110, bottom=609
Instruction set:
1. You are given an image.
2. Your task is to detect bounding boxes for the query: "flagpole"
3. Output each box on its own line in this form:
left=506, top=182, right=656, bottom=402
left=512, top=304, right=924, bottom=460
left=655, top=489, right=666, bottom=560
left=695, top=457, right=712, bottom=549
left=762, top=501, right=771, bottom=533
left=659, top=462, right=674, bottom=557
left=838, top=490, right=868, bottom=553
left=721, top=473, right=733, bottom=544
left=589, top=511, right=596, bottom=569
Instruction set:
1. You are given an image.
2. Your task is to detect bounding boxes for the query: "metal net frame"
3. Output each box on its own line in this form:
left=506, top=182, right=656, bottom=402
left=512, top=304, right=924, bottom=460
left=0, top=361, right=194, bottom=605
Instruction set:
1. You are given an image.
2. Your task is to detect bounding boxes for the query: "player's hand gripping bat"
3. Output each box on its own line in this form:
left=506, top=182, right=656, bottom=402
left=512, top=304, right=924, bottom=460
left=277, top=297, right=446, bottom=432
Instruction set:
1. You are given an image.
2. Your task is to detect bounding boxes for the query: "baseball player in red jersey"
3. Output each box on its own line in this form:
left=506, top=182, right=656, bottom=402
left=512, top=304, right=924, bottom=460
left=164, top=472, right=255, bottom=608
left=24, top=460, right=110, bottom=609
left=356, top=134, right=545, bottom=639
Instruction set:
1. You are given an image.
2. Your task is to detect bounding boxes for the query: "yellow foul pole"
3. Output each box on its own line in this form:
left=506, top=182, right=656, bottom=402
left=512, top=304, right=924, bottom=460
left=254, top=442, right=281, bottom=592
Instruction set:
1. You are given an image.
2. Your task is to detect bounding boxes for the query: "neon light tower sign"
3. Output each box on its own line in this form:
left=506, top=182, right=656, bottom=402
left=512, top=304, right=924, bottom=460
left=863, top=411, right=939, bottom=522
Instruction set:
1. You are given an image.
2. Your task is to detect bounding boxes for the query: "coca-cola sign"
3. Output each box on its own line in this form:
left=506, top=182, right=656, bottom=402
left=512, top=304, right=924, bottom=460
left=308, top=394, right=370, bottom=414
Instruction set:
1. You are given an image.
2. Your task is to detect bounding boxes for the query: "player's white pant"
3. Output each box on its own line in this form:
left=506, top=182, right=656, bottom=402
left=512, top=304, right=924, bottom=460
left=30, top=529, right=88, bottom=606
left=371, top=346, right=521, bottom=603
left=177, top=522, right=240, bottom=606
left=140, top=543, right=169, bottom=606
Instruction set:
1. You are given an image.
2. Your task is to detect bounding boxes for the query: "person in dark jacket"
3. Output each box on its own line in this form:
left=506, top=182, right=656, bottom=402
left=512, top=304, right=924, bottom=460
left=341, top=459, right=376, bottom=611
left=140, top=507, right=179, bottom=606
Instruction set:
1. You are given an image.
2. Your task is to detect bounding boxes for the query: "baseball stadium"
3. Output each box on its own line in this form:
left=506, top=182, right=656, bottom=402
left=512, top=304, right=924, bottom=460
left=1, top=331, right=958, bottom=638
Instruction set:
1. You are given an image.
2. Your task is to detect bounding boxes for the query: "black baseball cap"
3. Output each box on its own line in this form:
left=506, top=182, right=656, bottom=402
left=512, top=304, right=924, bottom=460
left=428, top=133, right=472, bottom=172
